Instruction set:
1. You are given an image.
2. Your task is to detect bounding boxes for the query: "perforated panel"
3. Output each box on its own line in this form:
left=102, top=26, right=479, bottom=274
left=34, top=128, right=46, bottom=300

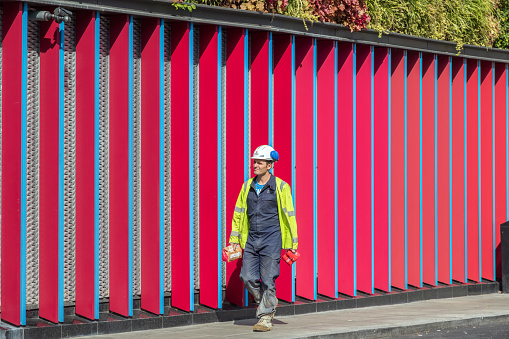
left=63, top=18, right=77, bottom=303
left=193, top=26, right=200, bottom=291
left=133, top=19, right=142, bottom=297
left=221, top=28, right=227, bottom=288
left=26, top=14, right=40, bottom=307
left=163, top=21, right=171, bottom=293
left=98, top=15, right=110, bottom=300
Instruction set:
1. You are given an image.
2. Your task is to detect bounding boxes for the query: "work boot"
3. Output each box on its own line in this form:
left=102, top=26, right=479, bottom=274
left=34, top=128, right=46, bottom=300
left=253, top=314, right=273, bottom=332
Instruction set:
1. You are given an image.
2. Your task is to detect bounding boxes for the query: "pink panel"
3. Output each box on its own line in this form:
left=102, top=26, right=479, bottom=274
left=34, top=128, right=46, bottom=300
left=373, top=47, right=389, bottom=292
left=466, top=59, right=480, bottom=282
left=1, top=2, right=24, bottom=326
left=75, top=11, right=97, bottom=320
left=316, top=40, right=336, bottom=298
left=295, top=37, right=315, bottom=300
left=250, top=32, right=269, bottom=162
left=109, top=15, right=131, bottom=316
left=273, top=34, right=294, bottom=302
left=494, top=63, right=507, bottom=279
left=337, top=42, right=355, bottom=296
left=198, top=25, right=220, bottom=309
left=39, top=19, right=61, bottom=323
left=480, top=60, right=494, bottom=281
left=406, top=51, right=421, bottom=287
left=170, top=22, right=193, bottom=312
left=224, top=28, right=246, bottom=307
left=355, top=44, right=373, bottom=294
left=390, top=49, right=406, bottom=290
left=140, top=18, right=162, bottom=314
left=436, top=55, right=451, bottom=284
left=451, top=57, right=466, bottom=283
left=421, top=53, right=436, bottom=286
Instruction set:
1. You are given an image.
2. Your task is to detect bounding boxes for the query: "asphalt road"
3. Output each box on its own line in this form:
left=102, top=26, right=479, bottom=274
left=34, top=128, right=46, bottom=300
left=397, top=321, right=509, bottom=338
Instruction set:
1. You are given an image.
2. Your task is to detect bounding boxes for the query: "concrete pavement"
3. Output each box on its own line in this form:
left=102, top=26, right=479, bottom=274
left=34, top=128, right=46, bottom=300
left=86, top=293, right=509, bottom=338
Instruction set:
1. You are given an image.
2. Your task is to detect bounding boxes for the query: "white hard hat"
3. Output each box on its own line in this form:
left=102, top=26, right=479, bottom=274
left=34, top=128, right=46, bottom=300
left=251, top=145, right=279, bottom=162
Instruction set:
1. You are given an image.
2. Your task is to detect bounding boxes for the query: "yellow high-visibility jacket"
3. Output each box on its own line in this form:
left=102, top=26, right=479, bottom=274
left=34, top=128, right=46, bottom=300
left=229, top=176, right=298, bottom=250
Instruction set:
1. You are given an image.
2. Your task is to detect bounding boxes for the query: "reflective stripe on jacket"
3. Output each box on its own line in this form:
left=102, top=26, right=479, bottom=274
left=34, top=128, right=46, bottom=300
left=229, top=176, right=298, bottom=250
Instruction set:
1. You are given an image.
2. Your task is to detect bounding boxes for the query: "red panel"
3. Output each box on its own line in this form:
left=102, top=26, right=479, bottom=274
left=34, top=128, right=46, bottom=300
left=75, top=11, right=97, bottom=320
left=480, top=61, right=494, bottom=281
left=494, top=63, right=507, bottom=279
left=198, top=25, right=220, bottom=309
left=225, top=28, right=246, bottom=307
left=406, top=51, right=421, bottom=287
left=170, top=22, right=192, bottom=312
left=337, top=42, right=355, bottom=296
left=1, top=2, right=24, bottom=326
left=466, top=59, right=480, bottom=282
left=316, top=40, right=336, bottom=298
left=273, top=34, right=294, bottom=302
left=390, top=49, right=406, bottom=290
left=373, top=47, right=389, bottom=292
left=355, top=45, right=373, bottom=294
left=295, top=37, right=315, bottom=300
left=39, top=19, right=61, bottom=323
left=250, top=32, right=269, bottom=162
left=421, top=53, right=436, bottom=286
left=451, top=57, right=466, bottom=283
left=109, top=15, right=131, bottom=316
left=436, top=55, right=451, bottom=284
left=140, top=18, right=162, bottom=314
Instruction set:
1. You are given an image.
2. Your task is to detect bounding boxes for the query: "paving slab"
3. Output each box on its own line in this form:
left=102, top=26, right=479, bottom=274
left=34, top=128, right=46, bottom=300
left=85, top=293, right=509, bottom=339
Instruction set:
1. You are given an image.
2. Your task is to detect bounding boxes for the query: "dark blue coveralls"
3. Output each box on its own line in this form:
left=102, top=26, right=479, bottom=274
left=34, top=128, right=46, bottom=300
left=239, top=174, right=282, bottom=318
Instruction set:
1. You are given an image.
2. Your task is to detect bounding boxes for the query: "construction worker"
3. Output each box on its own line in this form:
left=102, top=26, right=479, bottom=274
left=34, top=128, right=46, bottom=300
left=229, top=145, right=298, bottom=332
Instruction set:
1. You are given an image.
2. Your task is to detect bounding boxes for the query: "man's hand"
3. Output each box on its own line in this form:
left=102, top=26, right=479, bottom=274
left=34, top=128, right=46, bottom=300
left=230, top=242, right=240, bottom=250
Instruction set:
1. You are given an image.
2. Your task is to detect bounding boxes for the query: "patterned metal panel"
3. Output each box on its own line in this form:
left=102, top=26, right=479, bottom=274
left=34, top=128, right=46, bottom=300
left=98, top=14, right=110, bottom=300
left=193, top=26, right=199, bottom=291
left=132, top=18, right=141, bottom=297
left=63, top=17, right=77, bottom=303
left=221, top=28, right=227, bottom=288
left=163, top=21, right=171, bottom=293
left=26, top=14, right=40, bottom=307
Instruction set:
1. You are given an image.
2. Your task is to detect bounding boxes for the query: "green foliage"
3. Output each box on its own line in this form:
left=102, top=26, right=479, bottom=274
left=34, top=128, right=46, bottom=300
left=366, top=0, right=501, bottom=50
left=494, top=0, right=509, bottom=48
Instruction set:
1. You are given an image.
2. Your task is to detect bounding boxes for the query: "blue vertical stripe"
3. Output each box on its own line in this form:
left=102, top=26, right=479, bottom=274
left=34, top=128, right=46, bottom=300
left=189, top=22, right=195, bottom=311
left=334, top=41, right=339, bottom=298
left=419, top=52, right=423, bottom=287
left=434, top=55, right=438, bottom=285
left=464, top=59, right=468, bottom=283
left=128, top=15, right=134, bottom=316
left=352, top=43, right=357, bottom=296
left=478, top=60, right=482, bottom=281
left=312, top=38, right=317, bottom=300
left=159, top=18, right=165, bottom=315
left=492, top=62, right=496, bottom=281
left=370, top=46, right=375, bottom=293
left=404, top=50, right=408, bottom=289
left=269, top=32, right=273, bottom=147
left=388, top=48, right=392, bottom=292
left=244, top=29, right=249, bottom=306
left=58, top=21, right=65, bottom=323
left=291, top=35, right=296, bottom=302
left=217, top=26, right=223, bottom=309
left=448, top=57, right=452, bottom=284
left=20, top=3, right=28, bottom=326
left=94, top=11, right=100, bottom=319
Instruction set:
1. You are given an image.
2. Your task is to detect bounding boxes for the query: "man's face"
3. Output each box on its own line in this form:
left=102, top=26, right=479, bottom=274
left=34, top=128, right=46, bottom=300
left=253, top=159, right=272, bottom=176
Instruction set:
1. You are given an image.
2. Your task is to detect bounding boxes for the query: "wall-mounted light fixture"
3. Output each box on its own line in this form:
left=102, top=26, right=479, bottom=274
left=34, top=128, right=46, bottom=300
left=28, top=7, right=73, bottom=23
